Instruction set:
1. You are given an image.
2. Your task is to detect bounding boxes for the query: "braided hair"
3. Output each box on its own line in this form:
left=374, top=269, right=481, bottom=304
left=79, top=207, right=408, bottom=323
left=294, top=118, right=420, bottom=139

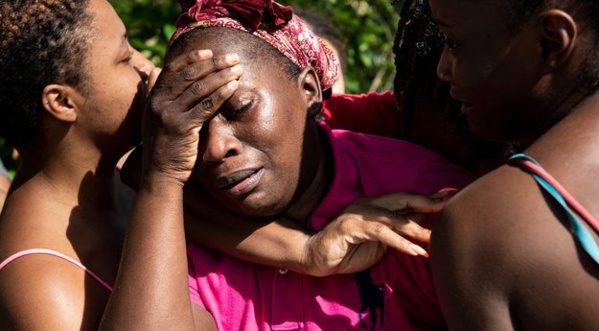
left=392, top=0, right=462, bottom=141
left=392, top=0, right=516, bottom=172
left=0, top=0, right=93, bottom=148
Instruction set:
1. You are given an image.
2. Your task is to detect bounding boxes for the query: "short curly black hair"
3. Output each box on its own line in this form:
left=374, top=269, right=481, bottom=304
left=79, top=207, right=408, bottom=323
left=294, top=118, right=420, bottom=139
left=0, top=0, right=93, bottom=148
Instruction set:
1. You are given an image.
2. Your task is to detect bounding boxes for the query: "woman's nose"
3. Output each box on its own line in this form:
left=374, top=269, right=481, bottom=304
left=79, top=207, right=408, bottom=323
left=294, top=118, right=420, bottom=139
left=201, top=119, right=241, bottom=165
left=132, top=49, right=155, bottom=78
left=436, top=47, right=453, bottom=82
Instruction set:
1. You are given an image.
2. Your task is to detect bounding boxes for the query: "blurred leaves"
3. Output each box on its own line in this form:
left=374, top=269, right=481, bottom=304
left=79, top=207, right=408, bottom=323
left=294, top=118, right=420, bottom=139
left=111, top=0, right=401, bottom=93
left=282, top=0, right=401, bottom=93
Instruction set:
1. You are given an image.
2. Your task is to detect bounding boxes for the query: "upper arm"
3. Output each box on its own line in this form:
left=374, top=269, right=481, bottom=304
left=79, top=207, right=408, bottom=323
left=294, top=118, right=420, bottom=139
left=0, top=257, right=108, bottom=330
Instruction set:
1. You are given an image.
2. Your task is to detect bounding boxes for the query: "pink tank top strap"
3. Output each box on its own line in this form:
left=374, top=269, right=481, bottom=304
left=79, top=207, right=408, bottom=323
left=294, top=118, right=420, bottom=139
left=0, top=248, right=113, bottom=291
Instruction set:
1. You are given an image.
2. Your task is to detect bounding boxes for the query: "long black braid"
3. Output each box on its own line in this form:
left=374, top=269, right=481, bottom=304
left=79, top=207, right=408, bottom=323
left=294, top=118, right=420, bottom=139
left=392, top=0, right=465, bottom=144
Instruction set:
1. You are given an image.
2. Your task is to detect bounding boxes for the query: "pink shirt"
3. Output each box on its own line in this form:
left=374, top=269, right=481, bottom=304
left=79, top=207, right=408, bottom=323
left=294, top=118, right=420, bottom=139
left=188, top=124, right=474, bottom=330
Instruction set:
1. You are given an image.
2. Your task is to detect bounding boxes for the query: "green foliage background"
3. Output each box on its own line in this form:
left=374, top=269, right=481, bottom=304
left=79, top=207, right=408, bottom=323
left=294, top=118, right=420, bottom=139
left=110, top=0, right=401, bottom=93
left=1, top=0, right=402, bottom=173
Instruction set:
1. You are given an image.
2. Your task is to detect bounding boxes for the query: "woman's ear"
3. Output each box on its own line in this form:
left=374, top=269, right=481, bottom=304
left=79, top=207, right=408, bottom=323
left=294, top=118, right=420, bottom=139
left=297, top=67, right=322, bottom=107
left=42, top=84, right=79, bottom=123
left=538, top=9, right=577, bottom=73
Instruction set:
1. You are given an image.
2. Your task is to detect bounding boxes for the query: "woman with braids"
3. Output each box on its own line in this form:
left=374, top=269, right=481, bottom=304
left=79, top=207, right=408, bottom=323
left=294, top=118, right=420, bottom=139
left=427, top=0, right=599, bottom=329
left=322, top=0, right=512, bottom=175
left=108, top=0, right=477, bottom=329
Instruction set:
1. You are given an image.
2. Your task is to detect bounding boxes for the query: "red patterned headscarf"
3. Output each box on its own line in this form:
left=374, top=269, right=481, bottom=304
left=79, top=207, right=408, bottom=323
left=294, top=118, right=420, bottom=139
left=171, top=0, right=339, bottom=91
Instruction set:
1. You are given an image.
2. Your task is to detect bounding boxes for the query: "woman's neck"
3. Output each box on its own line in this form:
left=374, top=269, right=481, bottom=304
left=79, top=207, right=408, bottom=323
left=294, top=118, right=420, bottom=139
left=13, top=146, right=122, bottom=211
left=283, top=124, right=332, bottom=224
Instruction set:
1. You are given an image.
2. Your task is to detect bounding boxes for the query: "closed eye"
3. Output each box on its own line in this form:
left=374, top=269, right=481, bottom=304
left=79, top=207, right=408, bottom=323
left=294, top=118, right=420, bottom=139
left=442, top=35, right=459, bottom=54
left=222, top=100, right=253, bottom=121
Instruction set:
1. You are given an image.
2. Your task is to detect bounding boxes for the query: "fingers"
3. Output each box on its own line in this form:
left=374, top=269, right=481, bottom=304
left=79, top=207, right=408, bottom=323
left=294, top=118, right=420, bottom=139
left=162, top=50, right=241, bottom=99
left=364, top=225, right=429, bottom=257
left=356, top=192, right=447, bottom=214
left=151, top=49, right=243, bottom=126
left=344, top=214, right=431, bottom=257
left=140, top=49, right=242, bottom=186
left=186, top=79, right=239, bottom=124
left=173, top=64, right=242, bottom=116
left=344, top=205, right=432, bottom=242
left=166, top=49, right=215, bottom=72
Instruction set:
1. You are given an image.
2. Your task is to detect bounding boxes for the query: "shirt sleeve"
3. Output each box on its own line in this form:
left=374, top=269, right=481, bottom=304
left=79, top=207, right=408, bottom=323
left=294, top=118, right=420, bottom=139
left=323, top=91, right=405, bottom=139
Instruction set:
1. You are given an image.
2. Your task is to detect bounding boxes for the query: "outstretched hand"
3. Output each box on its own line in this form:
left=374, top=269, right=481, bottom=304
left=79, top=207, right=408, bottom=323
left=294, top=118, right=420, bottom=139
left=301, top=192, right=448, bottom=276
left=140, top=49, right=243, bottom=187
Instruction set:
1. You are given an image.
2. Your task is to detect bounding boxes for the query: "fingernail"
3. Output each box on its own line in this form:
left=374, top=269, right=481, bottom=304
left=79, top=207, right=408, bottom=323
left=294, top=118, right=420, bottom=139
left=230, top=64, right=243, bottom=74
left=410, top=244, right=430, bottom=258
left=438, top=187, right=458, bottom=194
left=197, top=49, right=213, bottom=57
left=227, top=80, right=239, bottom=89
left=225, top=53, right=240, bottom=63
left=431, top=188, right=458, bottom=201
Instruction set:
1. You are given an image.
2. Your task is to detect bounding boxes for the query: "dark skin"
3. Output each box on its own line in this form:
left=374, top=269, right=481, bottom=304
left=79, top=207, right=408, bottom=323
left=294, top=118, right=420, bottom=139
left=110, top=26, right=453, bottom=329
left=173, top=0, right=516, bottom=277
left=121, top=44, right=443, bottom=279
left=100, top=47, right=244, bottom=330
left=109, top=27, right=344, bottom=329
left=429, top=0, right=599, bottom=329
left=0, top=0, right=160, bottom=328
left=0, top=1, right=245, bottom=329
left=179, top=26, right=440, bottom=274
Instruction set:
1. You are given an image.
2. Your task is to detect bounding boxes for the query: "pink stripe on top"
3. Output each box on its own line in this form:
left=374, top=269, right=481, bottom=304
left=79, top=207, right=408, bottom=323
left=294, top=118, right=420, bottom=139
left=0, top=248, right=112, bottom=291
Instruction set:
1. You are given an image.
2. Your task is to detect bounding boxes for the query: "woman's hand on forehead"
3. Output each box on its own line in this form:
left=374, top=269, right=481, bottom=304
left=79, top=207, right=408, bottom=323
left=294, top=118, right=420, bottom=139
left=141, top=49, right=244, bottom=186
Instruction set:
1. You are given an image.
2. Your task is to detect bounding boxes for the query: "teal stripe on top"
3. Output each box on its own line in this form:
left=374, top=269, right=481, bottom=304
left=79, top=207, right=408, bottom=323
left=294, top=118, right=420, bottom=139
left=510, top=153, right=599, bottom=265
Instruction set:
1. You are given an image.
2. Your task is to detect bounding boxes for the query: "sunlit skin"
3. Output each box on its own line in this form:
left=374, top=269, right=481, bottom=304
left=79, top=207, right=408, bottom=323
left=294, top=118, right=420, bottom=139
left=72, top=1, right=154, bottom=160
left=428, top=0, right=599, bottom=329
left=0, top=0, right=157, bottom=328
left=171, top=28, right=329, bottom=221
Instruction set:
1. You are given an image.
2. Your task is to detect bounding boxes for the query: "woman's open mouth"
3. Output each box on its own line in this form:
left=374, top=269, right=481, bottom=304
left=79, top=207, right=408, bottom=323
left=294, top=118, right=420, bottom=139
left=216, top=168, right=265, bottom=196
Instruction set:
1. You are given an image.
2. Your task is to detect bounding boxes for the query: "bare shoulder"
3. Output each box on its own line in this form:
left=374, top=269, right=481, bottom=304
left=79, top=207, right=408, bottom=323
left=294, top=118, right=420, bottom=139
left=429, top=165, right=544, bottom=329
left=432, top=164, right=537, bottom=260
left=0, top=190, right=111, bottom=330
left=431, top=162, right=599, bottom=330
left=0, top=252, right=110, bottom=330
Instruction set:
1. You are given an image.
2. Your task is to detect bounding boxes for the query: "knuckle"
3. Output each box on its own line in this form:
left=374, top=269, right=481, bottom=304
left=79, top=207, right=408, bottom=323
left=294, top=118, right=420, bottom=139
left=336, top=215, right=354, bottom=233
left=190, top=81, right=206, bottom=96
left=396, top=236, right=410, bottom=247
left=200, top=98, right=214, bottom=111
left=371, top=223, right=387, bottom=235
left=181, top=66, right=197, bottom=81
left=211, top=56, right=220, bottom=68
